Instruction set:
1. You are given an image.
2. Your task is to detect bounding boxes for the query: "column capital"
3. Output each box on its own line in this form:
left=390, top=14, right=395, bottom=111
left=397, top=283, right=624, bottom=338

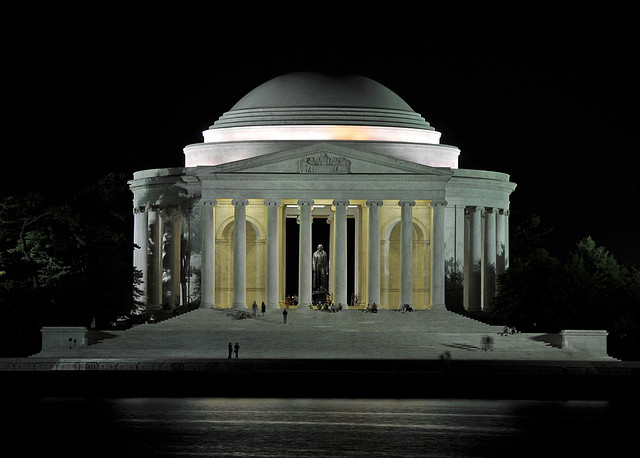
left=231, top=198, right=249, bottom=206
left=398, top=200, right=416, bottom=207
left=465, top=205, right=483, bottom=215
left=160, top=206, right=177, bottom=217
left=366, top=200, right=383, bottom=207
left=133, top=206, right=148, bottom=215
left=297, top=199, right=314, bottom=208
left=332, top=199, right=349, bottom=207
left=484, top=207, right=495, bottom=213
left=429, top=200, right=448, bottom=208
left=201, top=199, right=217, bottom=206
left=264, top=198, right=281, bottom=207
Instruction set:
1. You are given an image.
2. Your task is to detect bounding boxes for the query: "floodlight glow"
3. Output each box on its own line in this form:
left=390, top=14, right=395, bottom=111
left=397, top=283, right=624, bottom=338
left=203, top=125, right=441, bottom=144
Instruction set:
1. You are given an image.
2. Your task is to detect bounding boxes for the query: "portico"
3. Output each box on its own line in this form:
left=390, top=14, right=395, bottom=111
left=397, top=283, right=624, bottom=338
left=192, top=141, right=454, bottom=310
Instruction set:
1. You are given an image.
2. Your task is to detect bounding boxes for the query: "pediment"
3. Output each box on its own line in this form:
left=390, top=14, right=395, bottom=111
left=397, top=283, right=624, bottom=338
left=199, top=142, right=451, bottom=177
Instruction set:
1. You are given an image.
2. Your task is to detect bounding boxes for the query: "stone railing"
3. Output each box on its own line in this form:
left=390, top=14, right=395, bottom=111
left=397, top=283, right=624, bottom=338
left=41, top=327, right=88, bottom=351
left=561, top=330, right=609, bottom=357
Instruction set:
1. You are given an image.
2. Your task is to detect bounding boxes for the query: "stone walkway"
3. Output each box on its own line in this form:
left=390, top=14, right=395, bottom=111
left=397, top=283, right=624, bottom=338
left=31, top=307, right=610, bottom=361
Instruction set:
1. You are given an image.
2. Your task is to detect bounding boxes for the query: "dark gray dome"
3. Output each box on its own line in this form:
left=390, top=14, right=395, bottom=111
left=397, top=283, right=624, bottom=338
left=210, top=72, right=434, bottom=131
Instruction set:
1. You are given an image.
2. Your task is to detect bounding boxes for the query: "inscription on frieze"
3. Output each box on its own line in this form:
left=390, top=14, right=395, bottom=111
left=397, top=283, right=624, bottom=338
left=299, top=151, right=351, bottom=173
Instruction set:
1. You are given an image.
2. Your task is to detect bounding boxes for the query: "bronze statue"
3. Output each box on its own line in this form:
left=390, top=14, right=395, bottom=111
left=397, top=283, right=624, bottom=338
left=312, top=244, right=328, bottom=292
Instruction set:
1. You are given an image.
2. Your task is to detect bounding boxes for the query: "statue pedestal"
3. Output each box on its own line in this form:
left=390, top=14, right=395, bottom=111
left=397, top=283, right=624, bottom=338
left=312, top=290, right=329, bottom=305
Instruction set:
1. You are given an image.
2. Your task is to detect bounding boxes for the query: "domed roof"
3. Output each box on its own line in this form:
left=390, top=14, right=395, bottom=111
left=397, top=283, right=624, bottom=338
left=210, top=72, right=434, bottom=131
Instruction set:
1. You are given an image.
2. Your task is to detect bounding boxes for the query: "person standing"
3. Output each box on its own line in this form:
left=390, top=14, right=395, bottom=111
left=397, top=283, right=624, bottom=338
left=261, top=301, right=266, bottom=316
left=228, top=342, right=232, bottom=359
left=283, top=307, right=288, bottom=324
left=252, top=301, right=258, bottom=317
left=234, top=342, right=240, bottom=359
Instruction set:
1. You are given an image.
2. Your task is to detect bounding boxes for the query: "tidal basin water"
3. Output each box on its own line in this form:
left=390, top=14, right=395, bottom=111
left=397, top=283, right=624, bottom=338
left=11, top=397, right=631, bottom=456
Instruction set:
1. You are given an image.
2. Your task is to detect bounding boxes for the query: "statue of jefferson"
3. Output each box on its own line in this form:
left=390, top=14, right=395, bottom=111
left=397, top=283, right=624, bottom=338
left=312, top=244, right=329, bottom=292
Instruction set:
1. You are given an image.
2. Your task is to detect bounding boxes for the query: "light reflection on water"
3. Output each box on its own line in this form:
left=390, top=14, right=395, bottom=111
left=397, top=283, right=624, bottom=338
left=10, top=397, right=631, bottom=456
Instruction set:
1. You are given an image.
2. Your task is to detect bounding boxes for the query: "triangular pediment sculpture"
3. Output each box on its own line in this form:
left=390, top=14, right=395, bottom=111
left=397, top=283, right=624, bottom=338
left=197, top=142, right=452, bottom=177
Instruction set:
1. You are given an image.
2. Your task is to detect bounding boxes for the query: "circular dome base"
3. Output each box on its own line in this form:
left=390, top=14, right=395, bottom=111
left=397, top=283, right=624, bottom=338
left=203, top=124, right=441, bottom=143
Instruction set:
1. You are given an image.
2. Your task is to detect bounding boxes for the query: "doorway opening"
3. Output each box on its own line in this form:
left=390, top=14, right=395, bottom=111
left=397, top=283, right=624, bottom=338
left=284, top=215, right=355, bottom=304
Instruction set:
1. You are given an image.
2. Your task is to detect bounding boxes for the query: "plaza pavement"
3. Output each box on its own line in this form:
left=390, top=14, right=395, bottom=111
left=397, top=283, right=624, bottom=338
left=31, top=306, right=609, bottom=361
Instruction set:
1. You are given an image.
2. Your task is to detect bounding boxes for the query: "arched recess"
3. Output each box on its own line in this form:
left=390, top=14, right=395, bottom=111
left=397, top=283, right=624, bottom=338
left=380, top=218, right=428, bottom=309
left=216, top=215, right=266, bottom=307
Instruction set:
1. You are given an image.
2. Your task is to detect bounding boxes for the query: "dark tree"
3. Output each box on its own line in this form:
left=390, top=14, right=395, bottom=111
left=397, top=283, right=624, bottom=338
left=0, top=173, right=142, bottom=355
left=493, top=236, right=640, bottom=359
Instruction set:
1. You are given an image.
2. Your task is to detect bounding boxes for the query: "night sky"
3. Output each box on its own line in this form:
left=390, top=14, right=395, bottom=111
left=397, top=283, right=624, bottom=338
left=5, top=9, right=637, bottom=264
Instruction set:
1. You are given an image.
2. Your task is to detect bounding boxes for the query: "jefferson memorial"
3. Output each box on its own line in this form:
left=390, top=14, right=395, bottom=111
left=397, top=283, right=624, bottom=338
left=129, top=72, right=516, bottom=314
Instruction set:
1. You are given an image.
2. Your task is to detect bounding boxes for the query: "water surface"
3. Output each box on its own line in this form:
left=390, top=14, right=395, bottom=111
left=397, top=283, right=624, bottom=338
left=9, top=397, right=630, bottom=456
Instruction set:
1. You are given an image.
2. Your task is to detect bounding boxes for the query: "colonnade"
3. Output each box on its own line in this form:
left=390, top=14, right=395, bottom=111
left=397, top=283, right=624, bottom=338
left=208, top=198, right=445, bottom=310
left=133, top=206, right=184, bottom=310
left=463, top=206, right=509, bottom=312
left=135, top=198, right=511, bottom=313
left=134, top=197, right=448, bottom=311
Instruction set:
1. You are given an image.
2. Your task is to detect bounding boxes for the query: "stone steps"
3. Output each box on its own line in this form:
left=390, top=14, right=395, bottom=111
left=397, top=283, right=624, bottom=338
left=31, top=307, right=593, bottom=361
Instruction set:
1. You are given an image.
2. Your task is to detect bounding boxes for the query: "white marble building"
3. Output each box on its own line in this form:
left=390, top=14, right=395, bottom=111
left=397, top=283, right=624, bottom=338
left=129, top=72, right=516, bottom=313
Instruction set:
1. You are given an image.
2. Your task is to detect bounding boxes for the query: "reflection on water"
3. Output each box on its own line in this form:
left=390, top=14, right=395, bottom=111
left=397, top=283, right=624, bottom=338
left=9, top=397, right=632, bottom=456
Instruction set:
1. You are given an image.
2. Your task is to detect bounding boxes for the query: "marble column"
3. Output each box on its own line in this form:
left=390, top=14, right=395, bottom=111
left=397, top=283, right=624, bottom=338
left=484, top=207, right=497, bottom=311
left=333, top=199, right=349, bottom=307
left=231, top=199, right=249, bottom=310
left=465, top=206, right=482, bottom=312
left=496, top=209, right=506, bottom=279
left=175, top=210, right=183, bottom=306
left=133, top=206, right=148, bottom=305
left=264, top=199, right=281, bottom=309
left=161, top=207, right=181, bottom=309
left=399, top=200, right=415, bottom=308
left=147, top=207, right=162, bottom=310
left=430, top=200, right=447, bottom=309
left=366, top=200, right=383, bottom=308
left=201, top=199, right=216, bottom=308
left=504, top=210, right=510, bottom=271
left=298, top=199, right=313, bottom=308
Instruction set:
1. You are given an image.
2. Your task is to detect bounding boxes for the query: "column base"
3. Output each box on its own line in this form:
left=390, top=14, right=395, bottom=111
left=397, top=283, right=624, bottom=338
left=146, top=303, right=162, bottom=312
left=231, top=303, right=247, bottom=310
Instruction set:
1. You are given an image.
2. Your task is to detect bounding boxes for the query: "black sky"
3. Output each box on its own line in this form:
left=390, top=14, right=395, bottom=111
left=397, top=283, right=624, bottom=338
left=5, top=8, right=638, bottom=264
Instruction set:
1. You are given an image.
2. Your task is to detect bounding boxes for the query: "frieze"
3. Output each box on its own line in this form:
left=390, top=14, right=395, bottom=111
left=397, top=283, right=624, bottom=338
left=298, top=151, right=351, bottom=173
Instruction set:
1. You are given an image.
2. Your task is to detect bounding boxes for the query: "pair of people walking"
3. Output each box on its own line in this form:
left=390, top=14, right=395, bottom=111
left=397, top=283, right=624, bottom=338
left=251, top=301, right=267, bottom=316
left=228, top=341, right=240, bottom=359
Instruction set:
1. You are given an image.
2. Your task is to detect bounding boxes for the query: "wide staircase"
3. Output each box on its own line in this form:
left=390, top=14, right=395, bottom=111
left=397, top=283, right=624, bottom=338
left=32, top=306, right=594, bottom=361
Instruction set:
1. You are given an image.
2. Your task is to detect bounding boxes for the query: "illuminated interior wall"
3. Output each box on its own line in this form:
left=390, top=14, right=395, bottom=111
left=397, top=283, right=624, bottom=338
left=379, top=200, right=432, bottom=310
left=214, top=199, right=267, bottom=308
left=208, top=198, right=433, bottom=310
